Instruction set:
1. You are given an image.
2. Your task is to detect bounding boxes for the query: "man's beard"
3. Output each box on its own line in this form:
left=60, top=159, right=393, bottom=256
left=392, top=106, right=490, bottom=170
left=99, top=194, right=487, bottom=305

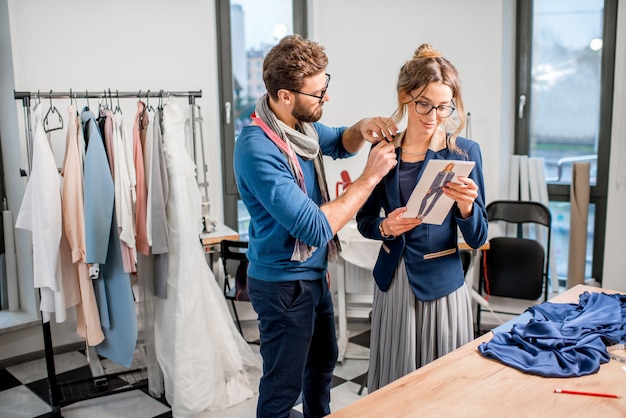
left=292, top=97, right=323, bottom=123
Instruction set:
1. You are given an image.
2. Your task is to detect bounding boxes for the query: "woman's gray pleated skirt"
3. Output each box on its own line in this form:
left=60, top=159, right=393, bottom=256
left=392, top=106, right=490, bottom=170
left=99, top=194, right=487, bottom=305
left=367, top=258, right=474, bottom=393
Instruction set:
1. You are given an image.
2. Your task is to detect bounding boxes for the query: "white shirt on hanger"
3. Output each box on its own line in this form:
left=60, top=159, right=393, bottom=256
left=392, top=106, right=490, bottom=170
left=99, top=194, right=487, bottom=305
left=15, top=102, right=65, bottom=322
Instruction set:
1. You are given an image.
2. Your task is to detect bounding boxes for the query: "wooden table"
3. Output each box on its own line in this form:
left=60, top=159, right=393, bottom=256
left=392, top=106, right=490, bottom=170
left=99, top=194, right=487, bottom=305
left=199, top=222, right=239, bottom=247
left=328, top=285, right=626, bottom=417
left=199, top=223, right=239, bottom=274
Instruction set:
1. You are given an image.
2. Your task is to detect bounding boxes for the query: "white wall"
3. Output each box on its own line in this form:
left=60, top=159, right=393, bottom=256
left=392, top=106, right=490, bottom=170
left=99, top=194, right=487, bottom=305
left=0, top=0, right=624, bottom=361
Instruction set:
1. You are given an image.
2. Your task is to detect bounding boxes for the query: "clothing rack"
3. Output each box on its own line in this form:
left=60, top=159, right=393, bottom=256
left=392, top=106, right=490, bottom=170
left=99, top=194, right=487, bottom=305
left=13, top=89, right=202, bottom=417
left=14, top=90, right=202, bottom=174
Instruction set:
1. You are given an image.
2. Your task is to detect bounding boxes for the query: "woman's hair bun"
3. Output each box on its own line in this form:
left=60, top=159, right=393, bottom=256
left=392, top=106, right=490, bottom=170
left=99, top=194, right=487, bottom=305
left=413, top=43, right=441, bottom=59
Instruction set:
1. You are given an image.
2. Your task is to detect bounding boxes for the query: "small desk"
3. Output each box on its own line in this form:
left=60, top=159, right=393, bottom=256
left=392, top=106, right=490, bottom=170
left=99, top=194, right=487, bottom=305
left=199, top=223, right=239, bottom=274
left=200, top=223, right=240, bottom=247
left=327, top=285, right=626, bottom=417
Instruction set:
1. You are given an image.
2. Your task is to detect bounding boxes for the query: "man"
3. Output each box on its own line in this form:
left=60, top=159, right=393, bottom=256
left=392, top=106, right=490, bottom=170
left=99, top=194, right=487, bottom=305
left=234, top=34, right=397, bottom=418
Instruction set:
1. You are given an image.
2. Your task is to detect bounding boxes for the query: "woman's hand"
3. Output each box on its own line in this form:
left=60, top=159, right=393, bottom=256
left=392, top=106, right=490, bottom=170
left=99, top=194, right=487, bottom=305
left=443, top=175, right=478, bottom=219
left=381, top=207, right=422, bottom=237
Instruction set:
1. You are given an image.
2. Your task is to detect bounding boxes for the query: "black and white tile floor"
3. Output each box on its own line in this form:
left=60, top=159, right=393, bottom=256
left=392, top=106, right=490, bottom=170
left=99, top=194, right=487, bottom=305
left=0, top=320, right=371, bottom=418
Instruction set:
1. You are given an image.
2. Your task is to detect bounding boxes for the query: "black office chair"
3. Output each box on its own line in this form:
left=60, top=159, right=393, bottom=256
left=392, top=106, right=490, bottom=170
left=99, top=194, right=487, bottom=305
left=220, top=239, right=252, bottom=339
left=475, top=200, right=552, bottom=334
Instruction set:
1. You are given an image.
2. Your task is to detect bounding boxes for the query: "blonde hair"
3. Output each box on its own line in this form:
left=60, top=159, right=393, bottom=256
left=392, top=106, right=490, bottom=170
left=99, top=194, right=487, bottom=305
left=390, top=44, right=467, bottom=154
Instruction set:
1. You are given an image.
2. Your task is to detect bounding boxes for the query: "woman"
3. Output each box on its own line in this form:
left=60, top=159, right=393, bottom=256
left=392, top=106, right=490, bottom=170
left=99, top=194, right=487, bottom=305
left=356, top=44, right=488, bottom=392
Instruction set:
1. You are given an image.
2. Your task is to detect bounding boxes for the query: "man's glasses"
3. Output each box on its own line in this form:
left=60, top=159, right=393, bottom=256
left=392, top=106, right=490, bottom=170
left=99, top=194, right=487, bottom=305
left=413, top=99, right=455, bottom=118
left=289, top=73, right=331, bottom=104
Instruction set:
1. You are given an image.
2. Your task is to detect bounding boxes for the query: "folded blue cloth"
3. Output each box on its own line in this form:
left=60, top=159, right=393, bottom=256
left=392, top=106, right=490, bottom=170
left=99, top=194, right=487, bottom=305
left=478, top=292, right=626, bottom=377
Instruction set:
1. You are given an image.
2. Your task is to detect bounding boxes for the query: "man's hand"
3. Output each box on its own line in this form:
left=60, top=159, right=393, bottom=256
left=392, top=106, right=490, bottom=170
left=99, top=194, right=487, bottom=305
left=320, top=140, right=397, bottom=234
left=359, top=140, right=397, bottom=186
left=342, top=117, right=398, bottom=153
left=359, top=117, right=398, bottom=143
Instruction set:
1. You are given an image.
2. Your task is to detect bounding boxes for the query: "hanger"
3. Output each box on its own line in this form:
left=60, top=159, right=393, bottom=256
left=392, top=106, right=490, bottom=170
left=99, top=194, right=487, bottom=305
left=69, top=88, right=79, bottom=116
left=85, top=90, right=90, bottom=111
left=158, top=90, right=164, bottom=110
left=43, top=90, right=64, bottom=133
left=137, top=89, right=145, bottom=108
left=137, top=90, right=149, bottom=130
left=146, top=90, right=155, bottom=112
left=97, top=89, right=107, bottom=112
left=113, top=89, right=122, bottom=115
left=106, top=89, right=113, bottom=111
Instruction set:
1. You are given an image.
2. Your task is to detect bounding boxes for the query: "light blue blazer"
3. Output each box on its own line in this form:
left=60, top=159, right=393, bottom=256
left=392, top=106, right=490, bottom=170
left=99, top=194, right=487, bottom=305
left=82, top=109, right=114, bottom=264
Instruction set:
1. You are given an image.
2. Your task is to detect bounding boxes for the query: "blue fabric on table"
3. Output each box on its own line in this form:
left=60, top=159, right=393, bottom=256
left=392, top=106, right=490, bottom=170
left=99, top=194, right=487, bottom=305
left=478, top=292, right=626, bottom=377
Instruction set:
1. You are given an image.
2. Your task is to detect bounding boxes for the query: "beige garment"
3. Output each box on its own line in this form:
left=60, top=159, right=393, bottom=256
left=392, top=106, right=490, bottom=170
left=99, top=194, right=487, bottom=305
left=567, top=162, right=590, bottom=288
left=58, top=222, right=81, bottom=313
left=62, top=106, right=104, bottom=345
left=134, top=101, right=150, bottom=256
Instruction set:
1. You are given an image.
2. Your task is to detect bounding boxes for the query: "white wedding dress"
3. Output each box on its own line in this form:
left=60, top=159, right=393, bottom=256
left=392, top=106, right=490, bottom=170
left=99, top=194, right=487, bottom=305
left=154, top=102, right=261, bottom=417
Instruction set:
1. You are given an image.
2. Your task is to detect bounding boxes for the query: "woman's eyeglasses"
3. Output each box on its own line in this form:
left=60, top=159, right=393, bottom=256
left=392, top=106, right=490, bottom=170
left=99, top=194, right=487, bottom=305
left=413, top=100, right=456, bottom=118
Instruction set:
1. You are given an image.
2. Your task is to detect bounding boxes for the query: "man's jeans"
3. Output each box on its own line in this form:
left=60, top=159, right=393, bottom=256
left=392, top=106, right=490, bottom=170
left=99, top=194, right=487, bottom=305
left=247, top=276, right=338, bottom=418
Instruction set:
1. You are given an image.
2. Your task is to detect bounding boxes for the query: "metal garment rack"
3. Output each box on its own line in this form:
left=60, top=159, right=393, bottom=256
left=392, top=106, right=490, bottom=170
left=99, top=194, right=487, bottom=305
left=13, top=89, right=202, bottom=417
left=14, top=90, right=202, bottom=173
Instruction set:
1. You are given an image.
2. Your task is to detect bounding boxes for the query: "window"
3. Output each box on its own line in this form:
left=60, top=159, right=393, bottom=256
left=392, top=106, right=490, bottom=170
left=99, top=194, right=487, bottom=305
left=515, top=0, right=617, bottom=283
left=216, top=0, right=307, bottom=236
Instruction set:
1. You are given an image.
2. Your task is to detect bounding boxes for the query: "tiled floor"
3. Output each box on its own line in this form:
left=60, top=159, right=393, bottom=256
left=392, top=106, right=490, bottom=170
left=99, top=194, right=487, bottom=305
left=0, top=320, right=371, bottom=418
